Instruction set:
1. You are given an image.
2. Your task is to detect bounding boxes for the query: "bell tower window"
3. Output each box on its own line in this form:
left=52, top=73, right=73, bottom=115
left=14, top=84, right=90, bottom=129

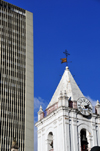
left=48, top=132, right=53, bottom=151
left=81, top=129, right=88, bottom=151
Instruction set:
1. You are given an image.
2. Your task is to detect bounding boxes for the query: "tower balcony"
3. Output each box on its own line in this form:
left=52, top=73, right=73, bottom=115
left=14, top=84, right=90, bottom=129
left=40, top=102, right=58, bottom=120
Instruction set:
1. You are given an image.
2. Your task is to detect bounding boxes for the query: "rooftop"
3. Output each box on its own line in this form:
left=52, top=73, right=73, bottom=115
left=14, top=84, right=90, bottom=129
left=47, top=66, right=84, bottom=108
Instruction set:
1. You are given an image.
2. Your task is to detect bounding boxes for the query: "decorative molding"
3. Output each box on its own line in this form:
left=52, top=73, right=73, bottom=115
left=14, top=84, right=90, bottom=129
left=38, top=130, right=41, bottom=134
left=53, top=120, right=57, bottom=125
left=73, top=119, right=77, bottom=123
left=42, top=128, right=45, bottom=132
left=58, top=117, right=62, bottom=121
left=65, top=117, right=69, bottom=120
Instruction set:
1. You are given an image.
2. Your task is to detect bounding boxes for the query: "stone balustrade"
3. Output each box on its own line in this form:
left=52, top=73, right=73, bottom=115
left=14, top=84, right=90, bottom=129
left=40, top=103, right=58, bottom=120
left=39, top=101, right=97, bottom=120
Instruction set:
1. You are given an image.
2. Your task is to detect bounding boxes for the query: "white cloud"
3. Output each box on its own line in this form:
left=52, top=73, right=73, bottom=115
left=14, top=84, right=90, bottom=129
left=86, top=96, right=97, bottom=106
left=34, top=97, right=49, bottom=111
left=86, top=96, right=98, bottom=113
left=34, top=97, right=49, bottom=151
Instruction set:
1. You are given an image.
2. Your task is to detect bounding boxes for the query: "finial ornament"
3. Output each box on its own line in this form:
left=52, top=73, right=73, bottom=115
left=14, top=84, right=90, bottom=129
left=39, top=105, right=43, bottom=112
left=96, top=100, right=100, bottom=106
left=60, top=91, right=63, bottom=96
left=64, top=90, right=67, bottom=95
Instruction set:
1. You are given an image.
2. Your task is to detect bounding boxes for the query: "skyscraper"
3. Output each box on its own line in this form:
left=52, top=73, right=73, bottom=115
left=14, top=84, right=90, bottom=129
left=0, top=1, right=34, bottom=151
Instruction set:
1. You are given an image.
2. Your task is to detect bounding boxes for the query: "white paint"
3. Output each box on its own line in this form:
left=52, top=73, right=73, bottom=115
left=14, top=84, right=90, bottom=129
left=47, top=66, right=84, bottom=108
left=35, top=67, right=100, bottom=151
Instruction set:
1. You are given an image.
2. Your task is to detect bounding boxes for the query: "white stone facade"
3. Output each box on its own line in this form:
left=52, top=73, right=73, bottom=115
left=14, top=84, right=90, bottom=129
left=35, top=67, right=100, bottom=151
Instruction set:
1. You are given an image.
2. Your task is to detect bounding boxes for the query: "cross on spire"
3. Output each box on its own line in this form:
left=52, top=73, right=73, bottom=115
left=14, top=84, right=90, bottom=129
left=63, top=50, right=70, bottom=66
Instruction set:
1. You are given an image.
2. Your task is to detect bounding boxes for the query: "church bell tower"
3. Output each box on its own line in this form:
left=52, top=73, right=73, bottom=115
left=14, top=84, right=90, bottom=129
left=35, top=66, right=100, bottom=151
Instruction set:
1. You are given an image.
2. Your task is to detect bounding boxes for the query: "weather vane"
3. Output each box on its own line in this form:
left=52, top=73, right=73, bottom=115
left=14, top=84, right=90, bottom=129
left=61, top=49, right=70, bottom=66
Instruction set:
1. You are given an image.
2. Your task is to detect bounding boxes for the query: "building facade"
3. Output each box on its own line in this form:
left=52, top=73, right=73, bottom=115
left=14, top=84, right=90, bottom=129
left=0, top=1, right=34, bottom=151
left=36, top=66, right=100, bottom=151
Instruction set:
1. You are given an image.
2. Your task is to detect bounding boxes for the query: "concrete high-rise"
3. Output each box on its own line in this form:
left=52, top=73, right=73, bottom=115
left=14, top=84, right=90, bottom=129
left=0, top=1, right=34, bottom=151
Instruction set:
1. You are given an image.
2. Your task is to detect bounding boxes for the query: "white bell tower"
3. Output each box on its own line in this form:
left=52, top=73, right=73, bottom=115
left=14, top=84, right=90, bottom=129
left=35, top=67, right=100, bottom=151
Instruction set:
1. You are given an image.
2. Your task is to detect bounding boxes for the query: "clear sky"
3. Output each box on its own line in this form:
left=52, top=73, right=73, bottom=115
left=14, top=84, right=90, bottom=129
left=5, top=0, right=100, bottom=150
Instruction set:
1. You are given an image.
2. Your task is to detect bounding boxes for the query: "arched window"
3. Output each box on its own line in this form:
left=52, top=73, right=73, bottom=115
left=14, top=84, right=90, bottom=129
left=80, top=129, right=88, bottom=151
left=48, top=132, right=53, bottom=151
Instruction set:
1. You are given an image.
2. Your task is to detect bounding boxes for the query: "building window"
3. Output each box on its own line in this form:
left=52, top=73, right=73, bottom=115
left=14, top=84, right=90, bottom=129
left=48, top=132, right=53, bottom=151
left=80, top=129, right=88, bottom=151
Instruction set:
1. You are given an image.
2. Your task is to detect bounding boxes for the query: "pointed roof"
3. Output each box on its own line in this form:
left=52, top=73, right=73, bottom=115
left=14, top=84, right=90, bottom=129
left=47, top=66, right=84, bottom=108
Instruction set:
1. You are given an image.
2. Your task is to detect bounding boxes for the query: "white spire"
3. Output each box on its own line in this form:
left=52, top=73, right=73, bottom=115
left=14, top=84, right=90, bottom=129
left=39, top=105, right=43, bottom=112
left=47, top=66, right=84, bottom=108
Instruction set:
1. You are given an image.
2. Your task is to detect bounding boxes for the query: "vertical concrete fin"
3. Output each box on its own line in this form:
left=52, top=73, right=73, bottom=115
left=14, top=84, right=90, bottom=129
left=25, top=10, right=34, bottom=151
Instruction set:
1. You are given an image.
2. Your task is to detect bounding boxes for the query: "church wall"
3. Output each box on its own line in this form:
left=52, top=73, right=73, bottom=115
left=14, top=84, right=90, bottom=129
left=37, top=107, right=67, bottom=151
left=36, top=106, right=100, bottom=151
left=35, top=67, right=100, bottom=151
left=97, top=118, right=100, bottom=146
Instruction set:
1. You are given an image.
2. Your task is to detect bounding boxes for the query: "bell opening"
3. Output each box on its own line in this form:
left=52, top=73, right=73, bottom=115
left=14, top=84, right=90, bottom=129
left=48, top=132, right=53, bottom=151
left=81, top=129, right=88, bottom=151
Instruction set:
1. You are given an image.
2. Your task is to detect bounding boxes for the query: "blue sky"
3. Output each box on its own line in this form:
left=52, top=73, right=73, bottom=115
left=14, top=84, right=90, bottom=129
left=5, top=0, right=100, bottom=150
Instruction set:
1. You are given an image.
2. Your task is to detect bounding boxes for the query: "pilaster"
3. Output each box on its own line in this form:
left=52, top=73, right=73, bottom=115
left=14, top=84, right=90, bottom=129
left=65, top=117, right=70, bottom=151
left=92, top=115, right=97, bottom=146
left=53, top=121, right=57, bottom=151
left=97, top=118, right=100, bottom=146
left=71, top=110, right=78, bottom=151
left=45, top=140, right=48, bottom=151
left=58, top=117, right=64, bottom=151
left=78, top=133, right=81, bottom=151
left=38, top=130, right=42, bottom=151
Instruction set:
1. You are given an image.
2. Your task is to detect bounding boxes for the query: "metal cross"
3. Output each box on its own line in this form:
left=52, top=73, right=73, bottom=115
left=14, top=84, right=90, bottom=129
left=63, top=50, right=70, bottom=66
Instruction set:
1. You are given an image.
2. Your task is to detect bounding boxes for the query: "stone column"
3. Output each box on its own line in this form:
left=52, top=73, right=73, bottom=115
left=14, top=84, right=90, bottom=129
left=65, top=117, right=70, bottom=151
left=58, top=91, right=63, bottom=107
left=63, top=91, right=69, bottom=107
left=53, top=121, right=57, bottom=151
left=58, top=117, right=64, bottom=151
left=97, top=116, right=100, bottom=146
left=38, top=131, right=42, bottom=151
left=86, top=131, right=93, bottom=150
left=92, top=115, right=97, bottom=147
left=71, top=110, right=78, bottom=151
left=42, top=129, right=45, bottom=151
left=45, top=139, right=49, bottom=151
left=91, top=114, right=97, bottom=146
left=53, top=135, right=55, bottom=151
left=78, top=133, right=81, bottom=151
